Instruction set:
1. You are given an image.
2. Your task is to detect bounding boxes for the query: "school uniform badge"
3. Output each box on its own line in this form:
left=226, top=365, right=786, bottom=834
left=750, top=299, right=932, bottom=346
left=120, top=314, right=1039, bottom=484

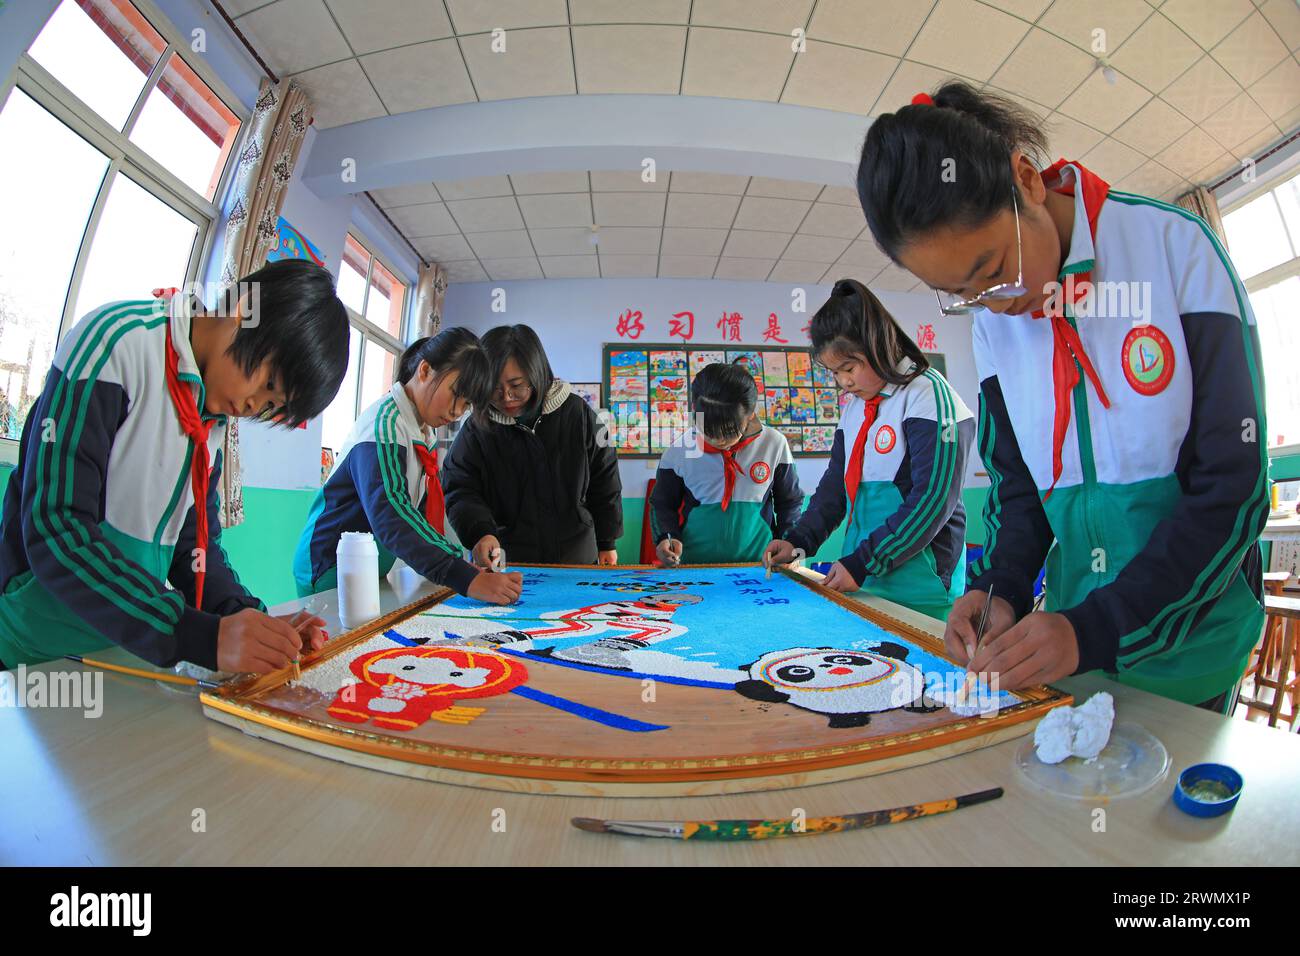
left=749, top=461, right=770, bottom=482
left=1121, top=325, right=1174, bottom=396
left=873, top=425, right=896, bottom=454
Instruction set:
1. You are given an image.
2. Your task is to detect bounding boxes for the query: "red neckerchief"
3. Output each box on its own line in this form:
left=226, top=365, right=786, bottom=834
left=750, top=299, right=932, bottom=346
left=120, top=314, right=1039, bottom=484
left=844, top=394, right=886, bottom=510
left=701, top=431, right=761, bottom=510
left=412, top=444, right=446, bottom=533
left=1031, top=160, right=1112, bottom=502
left=161, top=303, right=215, bottom=609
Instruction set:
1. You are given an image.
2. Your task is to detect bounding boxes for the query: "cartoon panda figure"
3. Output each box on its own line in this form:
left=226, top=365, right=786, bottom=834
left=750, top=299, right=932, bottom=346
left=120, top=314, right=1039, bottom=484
left=734, top=642, right=943, bottom=728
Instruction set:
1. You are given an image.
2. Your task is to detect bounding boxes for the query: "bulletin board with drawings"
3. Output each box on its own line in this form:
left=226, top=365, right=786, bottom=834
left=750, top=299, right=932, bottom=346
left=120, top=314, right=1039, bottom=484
left=602, top=343, right=949, bottom=459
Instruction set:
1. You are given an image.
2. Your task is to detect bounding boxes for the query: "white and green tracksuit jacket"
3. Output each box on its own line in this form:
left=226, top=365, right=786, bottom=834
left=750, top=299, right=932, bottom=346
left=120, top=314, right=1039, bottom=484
left=788, top=361, right=975, bottom=620
left=968, top=160, right=1269, bottom=706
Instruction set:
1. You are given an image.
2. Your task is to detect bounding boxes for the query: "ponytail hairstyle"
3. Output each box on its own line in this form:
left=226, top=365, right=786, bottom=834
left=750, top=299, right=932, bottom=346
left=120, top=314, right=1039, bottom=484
left=395, top=327, right=493, bottom=411
left=479, top=324, right=555, bottom=422
left=690, top=362, right=758, bottom=444
left=811, top=279, right=928, bottom=387
left=858, top=80, right=1049, bottom=262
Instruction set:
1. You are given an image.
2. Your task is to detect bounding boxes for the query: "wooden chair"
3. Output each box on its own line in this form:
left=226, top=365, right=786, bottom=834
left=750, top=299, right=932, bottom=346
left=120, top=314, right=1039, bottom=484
left=1240, top=586, right=1300, bottom=729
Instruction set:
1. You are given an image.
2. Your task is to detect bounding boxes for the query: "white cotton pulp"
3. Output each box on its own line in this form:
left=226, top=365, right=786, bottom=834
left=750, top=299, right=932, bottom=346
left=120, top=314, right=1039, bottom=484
left=1033, top=691, right=1115, bottom=764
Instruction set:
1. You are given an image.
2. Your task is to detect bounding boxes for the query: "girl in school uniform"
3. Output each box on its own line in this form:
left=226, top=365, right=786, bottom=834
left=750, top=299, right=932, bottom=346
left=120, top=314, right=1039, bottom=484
left=765, top=279, right=975, bottom=622
left=856, top=81, right=1268, bottom=710
left=294, top=329, right=522, bottom=605
left=651, top=362, right=804, bottom=565
left=442, top=324, right=623, bottom=567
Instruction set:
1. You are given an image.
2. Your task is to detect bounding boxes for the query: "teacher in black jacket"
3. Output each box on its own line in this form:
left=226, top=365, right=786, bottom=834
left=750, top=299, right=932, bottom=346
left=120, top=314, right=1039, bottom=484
left=443, top=324, right=623, bottom=567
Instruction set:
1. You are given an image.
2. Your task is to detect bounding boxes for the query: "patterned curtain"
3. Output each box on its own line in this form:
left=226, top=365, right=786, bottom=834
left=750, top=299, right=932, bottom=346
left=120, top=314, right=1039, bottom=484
left=214, top=78, right=313, bottom=526
left=1175, top=185, right=1229, bottom=249
left=412, top=261, right=448, bottom=339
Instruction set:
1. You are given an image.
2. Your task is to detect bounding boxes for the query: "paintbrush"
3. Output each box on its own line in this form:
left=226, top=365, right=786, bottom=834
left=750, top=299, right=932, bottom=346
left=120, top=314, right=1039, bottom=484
left=572, top=787, right=1003, bottom=841
left=956, top=586, right=995, bottom=705
left=65, top=655, right=222, bottom=689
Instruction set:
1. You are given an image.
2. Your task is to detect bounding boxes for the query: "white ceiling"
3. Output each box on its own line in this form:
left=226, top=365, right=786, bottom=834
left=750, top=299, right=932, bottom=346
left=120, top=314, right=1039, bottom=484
left=225, top=0, right=1300, bottom=283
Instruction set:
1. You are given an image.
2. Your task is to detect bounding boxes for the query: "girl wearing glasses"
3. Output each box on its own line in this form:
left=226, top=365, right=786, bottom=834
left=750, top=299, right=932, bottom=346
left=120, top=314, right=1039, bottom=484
left=856, top=81, right=1268, bottom=712
left=766, top=281, right=974, bottom=621
left=294, top=329, right=523, bottom=606
left=442, top=324, right=623, bottom=568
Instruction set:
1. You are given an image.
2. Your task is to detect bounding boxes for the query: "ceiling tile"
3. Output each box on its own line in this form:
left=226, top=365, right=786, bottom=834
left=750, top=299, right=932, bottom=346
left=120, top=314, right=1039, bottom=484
left=324, top=0, right=452, bottom=55
left=594, top=227, right=662, bottom=254
left=1247, top=55, right=1300, bottom=122
left=668, top=171, right=749, bottom=194
left=386, top=202, right=460, bottom=237
left=907, top=0, right=1031, bottom=82
left=599, top=254, right=659, bottom=277
left=1080, top=136, right=1147, bottom=181
left=871, top=264, right=922, bottom=291
left=466, top=230, right=536, bottom=258
left=799, top=202, right=867, bottom=238
left=460, top=27, right=576, bottom=101
left=768, top=260, right=830, bottom=283
left=818, top=185, right=861, bottom=205
left=412, top=233, right=474, bottom=261
left=517, top=192, right=593, bottom=228
left=784, top=234, right=852, bottom=262
left=660, top=227, right=728, bottom=255
left=1156, top=125, right=1229, bottom=178
left=594, top=192, right=670, bottom=226
left=1111, top=97, right=1194, bottom=154
left=370, top=183, right=441, bottom=208
left=1161, top=54, right=1243, bottom=122
left=1199, top=92, right=1274, bottom=152
left=659, top=255, right=719, bottom=278
left=663, top=192, right=741, bottom=227
left=591, top=170, right=668, bottom=191
left=530, top=227, right=598, bottom=255
left=746, top=177, right=823, bottom=200
left=573, top=25, right=686, bottom=94
left=690, top=0, right=814, bottom=32
left=510, top=171, right=590, bottom=194
left=1230, top=124, right=1282, bottom=162
left=440, top=260, right=488, bottom=282
left=836, top=240, right=891, bottom=270
left=1114, top=160, right=1190, bottom=197
left=435, top=177, right=514, bottom=200
left=714, top=257, right=776, bottom=280
left=1057, top=67, right=1152, bottom=132
left=360, top=39, right=476, bottom=113
left=1190, top=151, right=1234, bottom=184
left=226, top=0, right=272, bottom=14
left=239, top=0, right=351, bottom=75
left=723, top=230, right=793, bottom=258
left=681, top=27, right=793, bottom=100
left=481, top=257, right=544, bottom=280
left=540, top=255, right=601, bottom=278
left=807, top=0, right=931, bottom=58
left=1211, top=11, right=1290, bottom=87
left=446, top=197, right=526, bottom=231
left=569, top=0, right=691, bottom=25
left=871, top=60, right=968, bottom=115
left=1044, top=112, right=1107, bottom=160
left=781, top=43, right=896, bottom=114
left=981, top=0, right=1053, bottom=19
left=444, top=0, right=569, bottom=32
left=734, top=196, right=813, bottom=231
left=1258, top=0, right=1300, bottom=53
left=1037, top=0, right=1153, bottom=56
left=990, top=28, right=1098, bottom=109
left=289, top=60, right=386, bottom=128
left=1160, top=0, right=1254, bottom=50
left=1109, top=14, right=1202, bottom=92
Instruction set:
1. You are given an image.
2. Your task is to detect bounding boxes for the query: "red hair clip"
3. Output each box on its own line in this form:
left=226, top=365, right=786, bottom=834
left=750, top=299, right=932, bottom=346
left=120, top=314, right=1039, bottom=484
left=911, top=92, right=935, bottom=106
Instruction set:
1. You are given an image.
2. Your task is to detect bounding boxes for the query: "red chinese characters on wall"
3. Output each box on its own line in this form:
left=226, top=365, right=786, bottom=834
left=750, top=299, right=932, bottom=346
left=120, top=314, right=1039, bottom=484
left=762, top=312, right=788, bottom=344
left=615, top=308, right=645, bottom=339
left=916, top=323, right=937, bottom=351
left=614, top=307, right=815, bottom=344
left=716, top=311, right=744, bottom=342
left=669, top=311, right=695, bottom=340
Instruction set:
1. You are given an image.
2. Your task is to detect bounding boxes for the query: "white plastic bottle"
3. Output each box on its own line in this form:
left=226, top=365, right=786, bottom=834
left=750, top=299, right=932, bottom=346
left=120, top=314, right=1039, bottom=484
left=336, top=531, right=381, bottom=628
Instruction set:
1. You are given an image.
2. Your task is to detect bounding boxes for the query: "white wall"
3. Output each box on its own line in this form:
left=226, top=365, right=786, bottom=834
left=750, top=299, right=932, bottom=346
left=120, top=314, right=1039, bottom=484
left=443, top=277, right=983, bottom=496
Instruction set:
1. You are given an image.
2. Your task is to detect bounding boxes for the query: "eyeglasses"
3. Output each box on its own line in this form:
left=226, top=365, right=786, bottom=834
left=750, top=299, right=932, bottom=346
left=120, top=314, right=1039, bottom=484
left=493, top=381, right=533, bottom=401
left=934, top=186, right=1028, bottom=316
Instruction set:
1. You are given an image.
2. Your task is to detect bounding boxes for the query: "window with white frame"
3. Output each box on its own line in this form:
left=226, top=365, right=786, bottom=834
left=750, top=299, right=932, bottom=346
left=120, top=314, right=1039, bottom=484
left=319, top=233, right=410, bottom=455
left=1221, top=170, right=1300, bottom=450
left=0, top=0, right=243, bottom=444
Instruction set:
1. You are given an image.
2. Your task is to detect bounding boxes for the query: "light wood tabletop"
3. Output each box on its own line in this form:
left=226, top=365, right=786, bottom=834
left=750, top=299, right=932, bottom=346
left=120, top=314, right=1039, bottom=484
left=2, top=580, right=1297, bottom=866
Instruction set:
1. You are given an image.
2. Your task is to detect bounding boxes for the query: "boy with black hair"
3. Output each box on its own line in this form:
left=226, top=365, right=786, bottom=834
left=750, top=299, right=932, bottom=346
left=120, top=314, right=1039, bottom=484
left=0, top=259, right=350, bottom=675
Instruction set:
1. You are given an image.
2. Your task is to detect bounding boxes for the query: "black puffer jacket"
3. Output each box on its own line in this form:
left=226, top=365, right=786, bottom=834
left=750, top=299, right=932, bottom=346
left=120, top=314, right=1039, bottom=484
left=442, top=381, right=623, bottom=564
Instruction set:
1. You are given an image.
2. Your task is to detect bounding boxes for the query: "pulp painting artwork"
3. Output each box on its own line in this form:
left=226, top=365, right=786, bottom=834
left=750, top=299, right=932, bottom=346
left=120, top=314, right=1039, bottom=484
left=201, top=565, right=1071, bottom=794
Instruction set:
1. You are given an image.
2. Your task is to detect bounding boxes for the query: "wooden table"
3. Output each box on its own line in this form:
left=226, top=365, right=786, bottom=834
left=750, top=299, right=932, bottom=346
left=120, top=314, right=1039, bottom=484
left=3, top=581, right=1298, bottom=866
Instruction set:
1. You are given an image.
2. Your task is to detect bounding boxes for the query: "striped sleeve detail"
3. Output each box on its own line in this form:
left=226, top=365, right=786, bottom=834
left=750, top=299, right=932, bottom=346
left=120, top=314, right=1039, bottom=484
left=968, top=394, right=1002, bottom=582
left=31, top=302, right=184, bottom=632
left=859, top=370, right=959, bottom=574
left=374, top=399, right=460, bottom=557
